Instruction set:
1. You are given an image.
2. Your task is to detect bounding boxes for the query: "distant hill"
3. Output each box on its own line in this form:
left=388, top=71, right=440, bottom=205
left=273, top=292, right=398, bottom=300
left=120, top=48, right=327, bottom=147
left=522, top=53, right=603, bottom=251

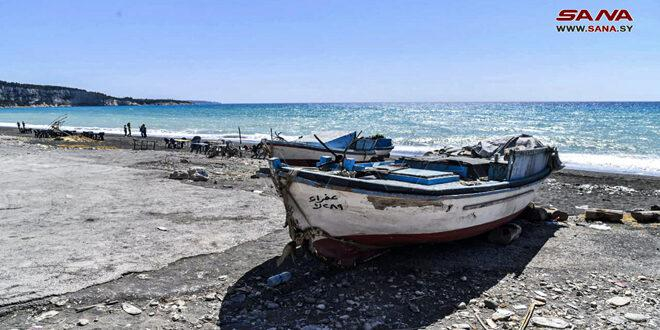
left=0, top=80, right=192, bottom=107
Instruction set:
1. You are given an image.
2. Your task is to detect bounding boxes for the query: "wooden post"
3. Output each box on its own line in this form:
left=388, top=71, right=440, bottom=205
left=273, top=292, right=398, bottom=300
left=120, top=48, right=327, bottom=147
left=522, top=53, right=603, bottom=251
left=238, top=126, right=242, bottom=157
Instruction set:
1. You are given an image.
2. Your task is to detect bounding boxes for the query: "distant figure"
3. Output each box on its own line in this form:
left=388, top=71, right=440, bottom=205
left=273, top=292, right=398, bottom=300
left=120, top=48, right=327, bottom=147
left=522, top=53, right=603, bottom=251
left=123, top=125, right=127, bottom=137
left=21, top=121, right=26, bottom=130
left=17, top=122, right=20, bottom=130
left=140, top=124, right=147, bottom=138
left=127, top=122, right=132, bottom=137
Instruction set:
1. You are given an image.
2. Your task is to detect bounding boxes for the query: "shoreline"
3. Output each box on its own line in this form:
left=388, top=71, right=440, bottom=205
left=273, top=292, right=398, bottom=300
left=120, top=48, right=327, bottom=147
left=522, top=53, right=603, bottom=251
left=0, top=125, right=657, bottom=178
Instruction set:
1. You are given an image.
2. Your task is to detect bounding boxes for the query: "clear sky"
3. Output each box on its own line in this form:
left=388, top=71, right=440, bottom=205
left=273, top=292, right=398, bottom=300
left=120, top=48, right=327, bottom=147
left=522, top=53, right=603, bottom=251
left=1, top=0, right=658, bottom=102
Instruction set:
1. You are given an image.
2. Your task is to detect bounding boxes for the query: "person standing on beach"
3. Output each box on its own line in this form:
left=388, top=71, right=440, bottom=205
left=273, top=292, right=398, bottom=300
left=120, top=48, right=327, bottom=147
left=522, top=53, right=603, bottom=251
left=16, top=122, right=20, bottom=130
left=142, top=124, right=148, bottom=138
left=127, top=122, right=132, bottom=137
left=21, top=121, right=26, bottom=130
left=123, top=125, right=127, bottom=137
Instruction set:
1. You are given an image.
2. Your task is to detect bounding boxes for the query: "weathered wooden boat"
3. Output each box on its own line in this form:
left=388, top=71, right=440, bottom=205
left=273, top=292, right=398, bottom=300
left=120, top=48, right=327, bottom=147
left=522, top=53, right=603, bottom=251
left=268, top=131, right=394, bottom=166
left=268, top=135, right=563, bottom=266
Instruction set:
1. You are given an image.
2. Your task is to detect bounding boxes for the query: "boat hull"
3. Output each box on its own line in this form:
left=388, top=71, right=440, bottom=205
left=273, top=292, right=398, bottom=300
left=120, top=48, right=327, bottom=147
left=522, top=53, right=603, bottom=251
left=270, top=143, right=379, bottom=166
left=278, top=177, right=541, bottom=265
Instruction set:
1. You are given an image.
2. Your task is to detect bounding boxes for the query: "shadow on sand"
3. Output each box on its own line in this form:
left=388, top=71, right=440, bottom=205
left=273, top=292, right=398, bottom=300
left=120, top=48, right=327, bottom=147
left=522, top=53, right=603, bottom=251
left=218, top=219, right=559, bottom=329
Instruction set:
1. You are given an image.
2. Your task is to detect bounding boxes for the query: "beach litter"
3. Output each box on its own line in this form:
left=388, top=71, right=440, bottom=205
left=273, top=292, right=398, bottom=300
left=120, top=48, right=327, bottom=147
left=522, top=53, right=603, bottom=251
left=588, top=224, right=612, bottom=231
left=187, top=167, right=209, bottom=181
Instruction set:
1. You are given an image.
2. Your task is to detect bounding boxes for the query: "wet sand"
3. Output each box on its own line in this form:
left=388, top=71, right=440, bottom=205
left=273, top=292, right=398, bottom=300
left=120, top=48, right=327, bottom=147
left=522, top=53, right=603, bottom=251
left=0, top=127, right=658, bottom=329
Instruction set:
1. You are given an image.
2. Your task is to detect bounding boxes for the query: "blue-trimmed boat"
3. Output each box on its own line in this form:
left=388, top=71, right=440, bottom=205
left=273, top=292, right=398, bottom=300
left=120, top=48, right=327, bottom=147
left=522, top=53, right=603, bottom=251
left=268, top=135, right=562, bottom=266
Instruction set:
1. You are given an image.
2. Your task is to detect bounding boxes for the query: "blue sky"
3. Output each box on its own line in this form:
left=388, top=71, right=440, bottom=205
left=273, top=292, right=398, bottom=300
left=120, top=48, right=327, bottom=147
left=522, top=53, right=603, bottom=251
left=1, top=0, right=658, bottom=102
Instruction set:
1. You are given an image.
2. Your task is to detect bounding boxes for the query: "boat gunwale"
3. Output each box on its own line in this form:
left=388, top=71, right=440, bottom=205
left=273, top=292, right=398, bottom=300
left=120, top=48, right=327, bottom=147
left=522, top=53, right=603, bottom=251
left=275, top=166, right=551, bottom=198
left=269, top=140, right=381, bottom=155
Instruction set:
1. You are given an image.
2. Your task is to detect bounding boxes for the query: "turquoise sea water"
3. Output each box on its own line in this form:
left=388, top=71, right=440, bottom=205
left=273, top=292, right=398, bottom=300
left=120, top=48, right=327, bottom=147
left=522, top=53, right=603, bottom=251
left=1, top=102, right=658, bottom=176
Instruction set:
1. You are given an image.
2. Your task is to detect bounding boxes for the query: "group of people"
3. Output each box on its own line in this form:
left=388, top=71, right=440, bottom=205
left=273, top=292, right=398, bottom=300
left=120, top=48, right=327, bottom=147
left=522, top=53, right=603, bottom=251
left=123, top=122, right=148, bottom=138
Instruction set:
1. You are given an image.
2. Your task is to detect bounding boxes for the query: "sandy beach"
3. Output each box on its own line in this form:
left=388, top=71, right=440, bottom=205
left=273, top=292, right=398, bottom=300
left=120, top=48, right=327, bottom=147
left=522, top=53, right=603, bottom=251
left=0, top=128, right=658, bottom=329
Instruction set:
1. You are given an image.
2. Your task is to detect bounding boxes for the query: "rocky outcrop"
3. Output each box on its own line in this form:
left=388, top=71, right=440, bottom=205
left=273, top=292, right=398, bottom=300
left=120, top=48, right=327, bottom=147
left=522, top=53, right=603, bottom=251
left=0, top=80, right=191, bottom=107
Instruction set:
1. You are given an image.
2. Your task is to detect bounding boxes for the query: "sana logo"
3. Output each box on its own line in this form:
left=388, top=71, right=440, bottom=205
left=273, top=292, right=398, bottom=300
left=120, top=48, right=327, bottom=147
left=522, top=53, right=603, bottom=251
left=556, top=9, right=633, bottom=21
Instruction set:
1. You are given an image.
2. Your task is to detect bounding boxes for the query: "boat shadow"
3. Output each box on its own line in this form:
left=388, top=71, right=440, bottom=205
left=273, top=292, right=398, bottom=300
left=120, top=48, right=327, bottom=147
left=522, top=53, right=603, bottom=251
left=218, top=219, right=560, bottom=329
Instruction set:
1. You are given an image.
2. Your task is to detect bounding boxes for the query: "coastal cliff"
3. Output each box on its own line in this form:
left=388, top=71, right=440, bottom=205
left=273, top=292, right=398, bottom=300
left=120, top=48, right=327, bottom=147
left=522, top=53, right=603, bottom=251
left=0, top=80, right=191, bottom=107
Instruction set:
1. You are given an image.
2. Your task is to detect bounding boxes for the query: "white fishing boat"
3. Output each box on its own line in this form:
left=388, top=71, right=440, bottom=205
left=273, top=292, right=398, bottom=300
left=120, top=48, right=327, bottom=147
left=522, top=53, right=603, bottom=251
left=268, top=131, right=394, bottom=166
left=268, top=135, right=562, bottom=266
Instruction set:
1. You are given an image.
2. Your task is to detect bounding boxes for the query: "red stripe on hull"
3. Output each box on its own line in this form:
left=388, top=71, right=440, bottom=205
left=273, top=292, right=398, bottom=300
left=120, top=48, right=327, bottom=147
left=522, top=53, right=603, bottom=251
left=310, top=210, right=523, bottom=266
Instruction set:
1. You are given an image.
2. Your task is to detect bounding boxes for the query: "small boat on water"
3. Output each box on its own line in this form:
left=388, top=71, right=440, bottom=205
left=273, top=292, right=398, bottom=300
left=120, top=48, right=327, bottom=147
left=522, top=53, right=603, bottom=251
left=268, top=131, right=394, bottom=166
left=268, top=135, right=563, bottom=266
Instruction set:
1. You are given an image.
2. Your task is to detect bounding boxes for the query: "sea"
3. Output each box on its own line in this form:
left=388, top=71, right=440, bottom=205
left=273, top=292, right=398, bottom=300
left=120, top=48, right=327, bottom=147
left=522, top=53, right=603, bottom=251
left=1, top=102, right=658, bottom=176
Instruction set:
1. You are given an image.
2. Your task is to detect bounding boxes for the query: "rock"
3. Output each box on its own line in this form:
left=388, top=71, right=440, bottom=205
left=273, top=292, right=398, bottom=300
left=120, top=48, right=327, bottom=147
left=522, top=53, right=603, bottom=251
left=35, top=310, right=59, bottom=321
left=484, top=299, right=498, bottom=310
left=156, top=226, right=168, bottom=231
left=121, top=302, right=142, bottom=315
left=551, top=210, right=569, bottom=222
left=77, top=319, right=89, bottom=326
left=266, top=302, right=279, bottom=309
left=630, top=210, right=659, bottom=223
left=49, top=297, right=68, bottom=306
left=585, top=208, right=624, bottom=223
left=187, top=167, right=209, bottom=181
left=531, top=316, right=571, bottom=328
left=169, top=170, right=189, bottom=180
left=513, top=304, right=528, bottom=310
left=452, top=324, right=471, bottom=329
left=588, top=224, right=611, bottom=231
left=487, top=223, right=522, bottom=245
left=606, top=296, right=631, bottom=307
left=204, top=292, right=217, bottom=301
left=651, top=204, right=660, bottom=211
left=316, top=303, right=326, bottom=310
left=460, top=276, right=467, bottom=281
left=624, top=313, right=649, bottom=322
left=491, top=308, right=514, bottom=321
left=607, top=316, right=626, bottom=325
left=456, top=302, right=467, bottom=309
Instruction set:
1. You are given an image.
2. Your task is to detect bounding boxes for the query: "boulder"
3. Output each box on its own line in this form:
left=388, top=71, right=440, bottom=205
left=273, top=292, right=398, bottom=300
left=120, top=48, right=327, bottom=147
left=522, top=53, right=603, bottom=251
left=550, top=210, right=569, bottom=222
left=585, top=208, right=624, bottom=223
left=630, top=210, right=659, bottom=223
left=520, top=204, right=549, bottom=222
left=187, top=167, right=209, bottom=181
left=169, top=170, right=189, bottom=180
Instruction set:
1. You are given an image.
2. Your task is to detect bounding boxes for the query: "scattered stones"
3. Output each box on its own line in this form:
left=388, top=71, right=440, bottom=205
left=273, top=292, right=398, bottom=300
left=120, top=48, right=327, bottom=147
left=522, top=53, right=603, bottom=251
left=491, top=308, right=514, bottom=321
left=606, top=296, right=630, bottom=307
left=531, top=316, right=571, bottom=329
left=121, top=302, right=142, bottom=315
left=623, top=313, right=649, bottom=322
left=34, top=310, right=59, bottom=321
left=77, top=318, right=89, bottom=326
left=585, top=208, right=624, bottom=223
left=188, top=167, right=209, bottom=181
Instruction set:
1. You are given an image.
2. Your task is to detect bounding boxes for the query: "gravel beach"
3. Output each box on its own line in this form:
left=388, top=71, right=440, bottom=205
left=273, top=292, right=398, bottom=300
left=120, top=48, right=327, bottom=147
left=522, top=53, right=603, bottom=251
left=0, top=128, right=658, bottom=329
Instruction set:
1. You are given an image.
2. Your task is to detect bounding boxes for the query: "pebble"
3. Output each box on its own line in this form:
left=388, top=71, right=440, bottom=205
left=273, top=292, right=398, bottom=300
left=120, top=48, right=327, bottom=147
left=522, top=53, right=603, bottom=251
left=148, top=300, right=159, bottom=306
left=484, top=299, right=498, bottom=309
left=452, top=324, right=471, bottom=329
left=204, top=292, right=217, bottom=301
left=266, top=302, right=279, bottom=309
left=491, top=309, right=514, bottom=321
left=35, top=310, right=59, bottom=321
left=77, top=318, right=89, bottom=326
left=531, top=316, right=571, bottom=329
left=606, top=296, right=631, bottom=307
left=456, top=302, right=467, bottom=309
left=121, top=302, right=142, bottom=315
left=607, top=316, right=626, bottom=325
left=316, top=303, right=326, bottom=310
left=156, top=226, right=168, bottom=231
left=624, top=313, right=649, bottom=322
left=49, top=297, right=68, bottom=306
left=513, top=304, right=528, bottom=310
